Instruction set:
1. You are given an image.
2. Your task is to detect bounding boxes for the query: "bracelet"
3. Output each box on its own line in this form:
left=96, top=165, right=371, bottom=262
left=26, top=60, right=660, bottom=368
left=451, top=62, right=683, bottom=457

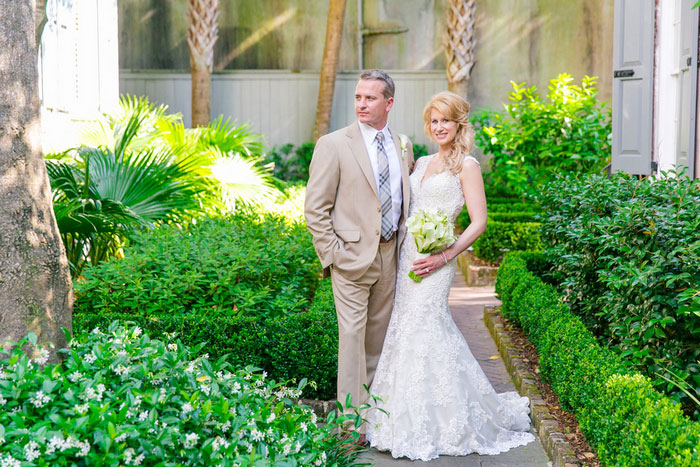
left=440, top=252, right=448, bottom=266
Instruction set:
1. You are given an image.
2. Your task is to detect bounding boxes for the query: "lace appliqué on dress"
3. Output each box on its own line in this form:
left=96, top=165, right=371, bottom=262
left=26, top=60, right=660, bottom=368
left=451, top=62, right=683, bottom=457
left=366, top=154, right=535, bottom=461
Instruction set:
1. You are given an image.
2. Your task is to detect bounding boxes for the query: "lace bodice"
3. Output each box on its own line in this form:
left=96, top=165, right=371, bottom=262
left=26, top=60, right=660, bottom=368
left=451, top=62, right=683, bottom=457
left=366, top=153, right=534, bottom=461
left=408, top=154, right=476, bottom=224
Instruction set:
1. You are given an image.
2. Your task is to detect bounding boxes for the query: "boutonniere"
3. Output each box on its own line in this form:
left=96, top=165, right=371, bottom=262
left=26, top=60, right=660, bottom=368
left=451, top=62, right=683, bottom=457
left=398, top=134, right=409, bottom=161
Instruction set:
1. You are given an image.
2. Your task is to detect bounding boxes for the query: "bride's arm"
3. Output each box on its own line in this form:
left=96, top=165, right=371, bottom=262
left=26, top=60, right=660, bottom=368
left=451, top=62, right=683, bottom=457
left=411, top=159, right=487, bottom=277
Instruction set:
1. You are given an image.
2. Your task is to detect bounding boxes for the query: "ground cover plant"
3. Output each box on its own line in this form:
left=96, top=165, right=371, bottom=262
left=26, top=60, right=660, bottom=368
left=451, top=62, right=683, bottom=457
left=496, top=252, right=700, bottom=466
left=0, top=323, right=361, bottom=466
left=537, top=172, right=700, bottom=414
left=473, top=73, right=610, bottom=197
left=72, top=211, right=338, bottom=400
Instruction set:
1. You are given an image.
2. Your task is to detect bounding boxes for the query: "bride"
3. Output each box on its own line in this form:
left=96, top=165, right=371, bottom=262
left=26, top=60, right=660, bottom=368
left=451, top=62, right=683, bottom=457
left=366, top=91, right=535, bottom=461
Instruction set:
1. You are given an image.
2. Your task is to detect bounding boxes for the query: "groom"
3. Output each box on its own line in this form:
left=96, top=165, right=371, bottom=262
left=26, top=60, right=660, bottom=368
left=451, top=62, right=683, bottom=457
left=304, top=69, right=414, bottom=434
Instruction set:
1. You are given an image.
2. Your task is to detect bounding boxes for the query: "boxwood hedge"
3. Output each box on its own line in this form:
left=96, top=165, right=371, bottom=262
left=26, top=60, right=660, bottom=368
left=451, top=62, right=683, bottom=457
left=73, top=212, right=338, bottom=400
left=496, top=252, right=700, bottom=466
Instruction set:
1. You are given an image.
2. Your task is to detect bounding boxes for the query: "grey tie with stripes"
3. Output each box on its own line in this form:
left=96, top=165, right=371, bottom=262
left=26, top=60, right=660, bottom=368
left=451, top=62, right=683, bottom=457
left=375, top=132, right=393, bottom=240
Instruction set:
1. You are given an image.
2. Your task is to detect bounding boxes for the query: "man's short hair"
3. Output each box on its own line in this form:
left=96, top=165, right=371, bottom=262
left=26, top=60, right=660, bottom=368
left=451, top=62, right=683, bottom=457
left=359, top=69, right=395, bottom=99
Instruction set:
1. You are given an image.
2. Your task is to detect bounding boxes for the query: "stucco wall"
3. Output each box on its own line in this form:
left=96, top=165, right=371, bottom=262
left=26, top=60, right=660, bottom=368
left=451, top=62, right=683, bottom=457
left=118, top=0, right=614, bottom=143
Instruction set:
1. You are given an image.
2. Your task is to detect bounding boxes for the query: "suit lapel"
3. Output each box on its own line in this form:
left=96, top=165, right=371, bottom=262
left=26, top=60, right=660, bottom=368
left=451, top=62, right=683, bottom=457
left=392, top=131, right=411, bottom=220
left=345, top=122, right=379, bottom=199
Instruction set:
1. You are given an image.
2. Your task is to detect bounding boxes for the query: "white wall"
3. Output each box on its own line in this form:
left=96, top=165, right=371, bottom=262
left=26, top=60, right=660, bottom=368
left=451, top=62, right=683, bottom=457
left=119, top=70, right=448, bottom=148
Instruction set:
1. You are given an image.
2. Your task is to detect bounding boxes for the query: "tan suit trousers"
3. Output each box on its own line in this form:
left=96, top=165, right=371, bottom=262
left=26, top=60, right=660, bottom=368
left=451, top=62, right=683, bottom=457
left=331, top=237, right=397, bottom=429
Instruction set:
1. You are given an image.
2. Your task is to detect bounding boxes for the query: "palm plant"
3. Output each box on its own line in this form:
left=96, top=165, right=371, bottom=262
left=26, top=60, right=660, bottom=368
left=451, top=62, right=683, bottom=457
left=207, top=149, right=279, bottom=212
left=48, top=111, right=204, bottom=276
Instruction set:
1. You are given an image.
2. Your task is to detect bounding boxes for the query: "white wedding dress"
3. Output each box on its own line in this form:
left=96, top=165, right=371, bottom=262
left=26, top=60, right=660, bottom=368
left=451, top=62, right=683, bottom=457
left=366, top=155, right=535, bottom=461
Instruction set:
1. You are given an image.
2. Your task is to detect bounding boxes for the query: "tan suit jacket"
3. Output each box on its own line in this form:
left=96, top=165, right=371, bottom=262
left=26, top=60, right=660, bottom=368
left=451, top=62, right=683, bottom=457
left=305, top=122, right=414, bottom=281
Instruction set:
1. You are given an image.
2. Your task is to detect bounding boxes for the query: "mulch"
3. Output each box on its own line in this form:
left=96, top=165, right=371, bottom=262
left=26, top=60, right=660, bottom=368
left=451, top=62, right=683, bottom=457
left=502, top=317, right=601, bottom=467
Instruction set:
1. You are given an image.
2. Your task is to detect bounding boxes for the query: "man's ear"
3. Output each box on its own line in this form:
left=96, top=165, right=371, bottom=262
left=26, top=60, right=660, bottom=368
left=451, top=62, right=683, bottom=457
left=385, top=96, right=394, bottom=113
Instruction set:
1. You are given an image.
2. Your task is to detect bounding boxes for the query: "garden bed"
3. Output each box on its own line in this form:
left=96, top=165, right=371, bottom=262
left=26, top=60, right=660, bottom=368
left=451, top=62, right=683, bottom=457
left=496, top=251, right=700, bottom=466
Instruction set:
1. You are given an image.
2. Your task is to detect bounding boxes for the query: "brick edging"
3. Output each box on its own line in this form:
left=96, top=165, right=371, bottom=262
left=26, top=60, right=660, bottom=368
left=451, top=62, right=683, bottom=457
left=484, top=306, right=581, bottom=467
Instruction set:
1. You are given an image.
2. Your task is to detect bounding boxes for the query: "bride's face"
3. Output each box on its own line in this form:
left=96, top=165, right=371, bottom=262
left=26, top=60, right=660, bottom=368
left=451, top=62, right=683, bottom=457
left=429, top=108, right=458, bottom=147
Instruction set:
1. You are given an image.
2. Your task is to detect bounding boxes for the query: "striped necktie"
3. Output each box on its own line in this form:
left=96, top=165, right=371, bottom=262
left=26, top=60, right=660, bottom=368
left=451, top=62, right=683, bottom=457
left=375, top=132, right=393, bottom=240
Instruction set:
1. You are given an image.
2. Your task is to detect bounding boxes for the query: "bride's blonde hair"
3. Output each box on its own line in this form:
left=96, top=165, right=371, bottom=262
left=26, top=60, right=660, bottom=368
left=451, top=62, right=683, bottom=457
left=422, top=91, right=475, bottom=174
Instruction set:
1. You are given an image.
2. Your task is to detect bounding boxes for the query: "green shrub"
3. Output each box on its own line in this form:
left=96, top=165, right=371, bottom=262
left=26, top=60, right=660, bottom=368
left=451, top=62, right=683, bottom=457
left=496, top=252, right=700, bottom=466
left=72, top=212, right=339, bottom=400
left=413, top=143, right=429, bottom=159
left=73, top=280, right=338, bottom=401
left=0, top=323, right=361, bottom=466
left=473, top=73, right=611, bottom=197
left=74, top=211, right=319, bottom=318
left=488, top=202, right=537, bottom=212
left=471, top=221, right=542, bottom=264
left=538, top=172, right=700, bottom=411
left=265, top=142, right=315, bottom=183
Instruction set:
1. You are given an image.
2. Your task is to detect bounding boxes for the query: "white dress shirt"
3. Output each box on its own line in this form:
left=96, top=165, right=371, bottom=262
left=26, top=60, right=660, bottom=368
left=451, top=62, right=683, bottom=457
left=358, top=121, right=403, bottom=232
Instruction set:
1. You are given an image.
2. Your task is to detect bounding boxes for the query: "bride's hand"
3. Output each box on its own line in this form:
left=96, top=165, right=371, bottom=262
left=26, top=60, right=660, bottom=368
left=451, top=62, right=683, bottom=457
left=411, top=254, right=444, bottom=279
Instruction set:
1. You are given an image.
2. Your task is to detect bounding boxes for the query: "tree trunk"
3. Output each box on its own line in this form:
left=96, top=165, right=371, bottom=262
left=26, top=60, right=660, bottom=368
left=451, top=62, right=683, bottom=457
left=313, top=0, right=347, bottom=142
left=187, top=0, right=219, bottom=127
left=448, top=80, right=469, bottom=99
left=445, top=0, right=477, bottom=99
left=0, top=0, right=73, bottom=358
left=191, top=68, right=211, bottom=128
left=34, top=0, right=47, bottom=47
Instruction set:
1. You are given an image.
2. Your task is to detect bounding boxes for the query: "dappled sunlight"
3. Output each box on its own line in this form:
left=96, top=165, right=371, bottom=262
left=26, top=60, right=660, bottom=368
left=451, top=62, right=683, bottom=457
left=478, top=12, right=550, bottom=55
left=208, top=152, right=280, bottom=211
left=215, top=8, right=297, bottom=70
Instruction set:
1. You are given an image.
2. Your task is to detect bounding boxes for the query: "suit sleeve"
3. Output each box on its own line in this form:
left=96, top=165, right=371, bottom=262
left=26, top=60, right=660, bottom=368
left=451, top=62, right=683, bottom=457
left=406, top=140, right=415, bottom=172
left=304, top=136, right=340, bottom=269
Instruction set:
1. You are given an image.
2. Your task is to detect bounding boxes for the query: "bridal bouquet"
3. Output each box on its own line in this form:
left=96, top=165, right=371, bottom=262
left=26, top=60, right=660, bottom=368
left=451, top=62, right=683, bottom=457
left=406, top=208, right=457, bottom=282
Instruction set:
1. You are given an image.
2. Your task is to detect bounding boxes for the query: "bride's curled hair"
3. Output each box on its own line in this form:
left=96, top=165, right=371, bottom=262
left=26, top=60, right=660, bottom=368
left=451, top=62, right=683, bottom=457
left=422, top=91, right=475, bottom=174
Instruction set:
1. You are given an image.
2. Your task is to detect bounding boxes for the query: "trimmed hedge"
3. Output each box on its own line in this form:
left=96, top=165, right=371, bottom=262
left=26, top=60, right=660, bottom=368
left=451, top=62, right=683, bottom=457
left=74, top=279, right=338, bottom=400
left=538, top=172, right=700, bottom=409
left=73, top=212, right=338, bottom=400
left=496, top=252, right=700, bottom=466
left=74, top=212, right=319, bottom=317
left=472, top=221, right=542, bottom=264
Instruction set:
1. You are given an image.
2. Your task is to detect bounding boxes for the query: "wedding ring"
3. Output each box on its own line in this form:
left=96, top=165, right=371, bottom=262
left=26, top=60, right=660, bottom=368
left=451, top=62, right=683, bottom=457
left=425, top=268, right=429, bottom=273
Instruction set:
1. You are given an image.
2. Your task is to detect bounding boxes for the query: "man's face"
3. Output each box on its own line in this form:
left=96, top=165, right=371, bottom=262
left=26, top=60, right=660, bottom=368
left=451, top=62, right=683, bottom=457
left=354, top=79, right=393, bottom=130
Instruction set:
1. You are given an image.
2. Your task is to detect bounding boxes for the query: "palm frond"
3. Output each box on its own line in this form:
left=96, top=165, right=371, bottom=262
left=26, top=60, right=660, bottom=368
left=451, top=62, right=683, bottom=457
left=193, top=116, right=265, bottom=158
left=207, top=149, right=280, bottom=211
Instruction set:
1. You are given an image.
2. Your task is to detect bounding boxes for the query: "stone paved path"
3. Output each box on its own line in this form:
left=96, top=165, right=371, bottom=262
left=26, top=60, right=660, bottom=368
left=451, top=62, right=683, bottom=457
left=361, top=271, right=551, bottom=466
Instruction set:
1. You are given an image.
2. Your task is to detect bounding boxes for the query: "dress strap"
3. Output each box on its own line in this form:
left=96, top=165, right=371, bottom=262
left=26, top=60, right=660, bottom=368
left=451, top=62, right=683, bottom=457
left=464, top=155, right=480, bottom=167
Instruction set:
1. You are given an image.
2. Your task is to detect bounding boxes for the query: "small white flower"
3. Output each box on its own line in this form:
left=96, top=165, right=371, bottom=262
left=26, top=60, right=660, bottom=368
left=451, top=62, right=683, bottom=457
left=114, top=364, right=129, bottom=376
left=33, top=349, right=50, bottom=365
left=0, top=454, right=21, bottom=467
left=68, top=371, right=83, bottom=382
left=77, top=440, right=90, bottom=457
left=138, top=410, right=149, bottom=422
left=0, top=396, right=6, bottom=406
left=24, top=441, right=40, bottom=461
left=74, top=403, right=89, bottom=414
left=167, top=343, right=177, bottom=352
left=266, top=413, right=275, bottom=423
left=115, top=433, right=128, bottom=443
left=183, top=432, right=200, bottom=449
left=31, top=390, right=51, bottom=408
left=132, top=326, right=142, bottom=337
left=83, top=352, right=97, bottom=364
left=250, top=429, right=263, bottom=442
left=182, top=402, right=194, bottom=414
left=220, top=420, right=231, bottom=432
left=212, top=436, right=230, bottom=451
left=300, top=422, right=308, bottom=432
